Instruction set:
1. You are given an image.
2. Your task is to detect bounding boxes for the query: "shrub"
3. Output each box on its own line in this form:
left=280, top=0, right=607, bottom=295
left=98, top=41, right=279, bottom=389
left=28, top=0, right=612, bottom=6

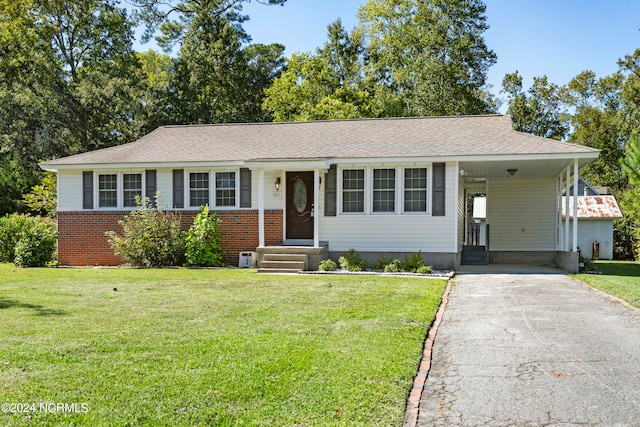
left=0, top=214, right=57, bottom=267
left=318, top=259, right=337, bottom=271
left=383, top=259, right=402, bottom=273
left=373, top=255, right=401, bottom=272
left=106, top=196, right=184, bottom=267
left=185, top=205, right=224, bottom=267
left=402, top=251, right=427, bottom=273
left=338, top=248, right=366, bottom=272
left=372, top=255, right=391, bottom=271
left=416, top=265, right=433, bottom=275
left=14, top=219, right=58, bottom=267
left=0, top=214, right=31, bottom=262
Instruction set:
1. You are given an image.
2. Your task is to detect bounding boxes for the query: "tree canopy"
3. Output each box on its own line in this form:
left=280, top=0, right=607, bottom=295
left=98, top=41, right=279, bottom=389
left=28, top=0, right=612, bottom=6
left=264, top=0, right=498, bottom=121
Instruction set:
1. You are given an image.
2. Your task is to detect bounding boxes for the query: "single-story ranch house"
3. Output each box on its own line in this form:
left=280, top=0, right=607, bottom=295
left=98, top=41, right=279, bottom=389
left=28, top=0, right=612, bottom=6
left=40, top=115, right=600, bottom=273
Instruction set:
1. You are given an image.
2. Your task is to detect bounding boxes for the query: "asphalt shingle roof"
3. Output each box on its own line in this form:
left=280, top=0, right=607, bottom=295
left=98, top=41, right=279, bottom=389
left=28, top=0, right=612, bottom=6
left=41, top=115, right=600, bottom=167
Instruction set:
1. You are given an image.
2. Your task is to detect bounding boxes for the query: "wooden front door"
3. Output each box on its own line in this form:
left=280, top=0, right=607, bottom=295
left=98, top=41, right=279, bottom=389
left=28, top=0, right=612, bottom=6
left=286, top=171, right=314, bottom=240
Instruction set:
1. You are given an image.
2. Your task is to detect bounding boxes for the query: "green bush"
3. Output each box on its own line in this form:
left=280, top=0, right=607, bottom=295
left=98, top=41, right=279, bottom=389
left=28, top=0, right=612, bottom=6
left=0, top=214, right=57, bottom=267
left=384, top=259, right=402, bottom=273
left=0, top=214, right=30, bottom=262
left=338, top=248, right=366, bottom=272
left=185, top=205, right=224, bottom=267
left=318, top=259, right=337, bottom=271
left=14, top=219, right=58, bottom=267
left=402, top=251, right=427, bottom=273
left=416, top=265, right=433, bottom=274
left=106, top=197, right=184, bottom=267
left=373, top=255, right=401, bottom=272
left=372, top=255, right=390, bottom=271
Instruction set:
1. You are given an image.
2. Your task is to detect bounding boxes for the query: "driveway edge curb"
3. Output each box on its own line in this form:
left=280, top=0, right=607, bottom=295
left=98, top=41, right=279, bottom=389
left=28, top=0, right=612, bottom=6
left=402, top=278, right=453, bottom=427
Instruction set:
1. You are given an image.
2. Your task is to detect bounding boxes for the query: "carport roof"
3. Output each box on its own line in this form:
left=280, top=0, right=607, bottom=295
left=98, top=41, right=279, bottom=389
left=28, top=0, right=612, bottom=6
left=41, top=115, right=599, bottom=169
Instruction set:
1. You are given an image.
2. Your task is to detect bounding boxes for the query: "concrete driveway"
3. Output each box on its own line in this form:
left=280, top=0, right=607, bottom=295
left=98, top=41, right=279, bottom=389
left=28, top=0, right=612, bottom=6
left=417, top=267, right=640, bottom=427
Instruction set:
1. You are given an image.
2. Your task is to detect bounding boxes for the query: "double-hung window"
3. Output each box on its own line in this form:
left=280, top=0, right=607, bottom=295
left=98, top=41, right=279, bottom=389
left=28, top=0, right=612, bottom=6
left=98, top=174, right=117, bottom=208
left=189, top=172, right=209, bottom=207
left=373, top=168, right=395, bottom=213
left=215, top=172, right=236, bottom=207
left=123, top=173, right=142, bottom=208
left=342, top=169, right=365, bottom=213
left=404, top=168, right=428, bottom=212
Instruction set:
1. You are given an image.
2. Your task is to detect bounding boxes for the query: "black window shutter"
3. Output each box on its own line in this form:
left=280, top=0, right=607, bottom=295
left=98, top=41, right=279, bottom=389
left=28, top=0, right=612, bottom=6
left=173, top=169, right=184, bottom=208
left=432, top=163, right=446, bottom=216
left=324, top=164, right=337, bottom=216
left=145, top=170, right=157, bottom=204
left=82, top=171, right=93, bottom=209
left=240, top=168, right=251, bottom=208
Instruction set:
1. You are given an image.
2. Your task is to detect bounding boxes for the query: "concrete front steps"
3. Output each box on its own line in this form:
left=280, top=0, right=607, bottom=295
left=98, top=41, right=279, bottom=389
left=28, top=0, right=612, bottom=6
left=256, top=245, right=329, bottom=273
left=258, top=253, right=307, bottom=274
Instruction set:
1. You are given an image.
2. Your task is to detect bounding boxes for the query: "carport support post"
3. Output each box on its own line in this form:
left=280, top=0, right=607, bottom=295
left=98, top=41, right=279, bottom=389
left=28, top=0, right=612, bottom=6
left=258, top=169, right=265, bottom=247
left=314, top=169, right=320, bottom=248
left=565, top=166, right=570, bottom=251
left=573, top=159, right=579, bottom=252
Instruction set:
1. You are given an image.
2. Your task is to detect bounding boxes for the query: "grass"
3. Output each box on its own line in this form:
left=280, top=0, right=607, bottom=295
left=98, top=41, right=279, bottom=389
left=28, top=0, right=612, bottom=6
left=0, top=265, right=447, bottom=426
left=574, top=261, right=640, bottom=308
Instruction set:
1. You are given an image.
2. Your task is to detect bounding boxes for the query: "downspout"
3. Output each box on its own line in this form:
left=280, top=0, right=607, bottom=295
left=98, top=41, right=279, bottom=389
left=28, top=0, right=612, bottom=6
left=313, top=169, right=320, bottom=248
left=565, top=166, right=571, bottom=251
left=573, top=159, right=579, bottom=252
left=258, top=169, right=265, bottom=247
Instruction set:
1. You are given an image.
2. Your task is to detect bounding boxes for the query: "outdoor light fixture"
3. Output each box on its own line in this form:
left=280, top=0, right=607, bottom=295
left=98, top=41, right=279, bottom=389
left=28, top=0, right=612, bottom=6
left=507, top=168, right=518, bottom=177
left=275, top=177, right=281, bottom=191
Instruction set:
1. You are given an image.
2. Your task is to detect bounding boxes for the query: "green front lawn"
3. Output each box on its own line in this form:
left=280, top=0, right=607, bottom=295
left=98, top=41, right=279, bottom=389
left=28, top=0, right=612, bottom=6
left=574, top=261, right=640, bottom=308
left=0, top=265, right=447, bottom=426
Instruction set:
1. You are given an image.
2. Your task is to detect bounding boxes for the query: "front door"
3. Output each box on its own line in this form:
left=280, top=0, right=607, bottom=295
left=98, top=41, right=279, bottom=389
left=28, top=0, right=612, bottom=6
left=286, top=171, right=314, bottom=240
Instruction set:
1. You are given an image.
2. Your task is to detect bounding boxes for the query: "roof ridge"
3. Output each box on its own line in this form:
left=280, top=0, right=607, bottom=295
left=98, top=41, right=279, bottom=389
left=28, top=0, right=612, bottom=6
left=162, top=114, right=507, bottom=129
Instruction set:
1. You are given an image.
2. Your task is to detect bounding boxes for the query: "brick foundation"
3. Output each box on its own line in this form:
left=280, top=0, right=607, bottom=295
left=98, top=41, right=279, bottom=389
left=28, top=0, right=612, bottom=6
left=57, top=210, right=283, bottom=266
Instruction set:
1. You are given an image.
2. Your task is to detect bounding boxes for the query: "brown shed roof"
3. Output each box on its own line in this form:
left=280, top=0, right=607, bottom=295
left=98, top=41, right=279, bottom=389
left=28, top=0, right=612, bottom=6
left=562, top=195, right=623, bottom=219
left=41, top=115, right=600, bottom=167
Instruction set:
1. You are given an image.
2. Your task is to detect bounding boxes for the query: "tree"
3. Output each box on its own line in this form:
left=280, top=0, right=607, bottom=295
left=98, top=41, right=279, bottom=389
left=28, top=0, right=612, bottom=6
left=563, top=70, right=627, bottom=192
left=22, top=172, right=57, bottom=218
left=0, top=0, right=144, bottom=214
left=263, top=51, right=373, bottom=122
left=501, top=71, right=568, bottom=140
left=358, top=0, right=497, bottom=116
left=620, top=133, right=640, bottom=258
left=168, top=5, right=285, bottom=124
left=0, top=0, right=69, bottom=214
left=135, top=49, right=173, bottom=132
left=263, top=19, right=388, bottom=121
left=618, top=49, right=640, bottom=133
left=132, top=0, right=287, bottom=51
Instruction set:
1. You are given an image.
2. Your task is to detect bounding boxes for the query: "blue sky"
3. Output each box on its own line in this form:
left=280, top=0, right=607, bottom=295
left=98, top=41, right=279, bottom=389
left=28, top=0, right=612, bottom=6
left=239, top=0, right=640, bottom=101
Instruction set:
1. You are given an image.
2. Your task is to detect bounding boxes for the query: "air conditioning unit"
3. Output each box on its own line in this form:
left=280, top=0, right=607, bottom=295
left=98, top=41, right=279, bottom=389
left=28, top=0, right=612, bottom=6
left=238, top=251, right=257, bottom=268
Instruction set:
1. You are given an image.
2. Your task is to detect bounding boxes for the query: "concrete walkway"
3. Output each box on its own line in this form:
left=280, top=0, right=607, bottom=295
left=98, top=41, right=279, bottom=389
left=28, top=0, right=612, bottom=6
left=417, top=269, right=640, bottom=427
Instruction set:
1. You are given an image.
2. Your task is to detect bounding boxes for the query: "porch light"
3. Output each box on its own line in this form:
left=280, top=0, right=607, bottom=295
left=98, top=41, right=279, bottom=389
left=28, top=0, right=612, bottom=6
left=275, top=177, right=281, bottom=191
left=507, top=168, right=518, bottom=177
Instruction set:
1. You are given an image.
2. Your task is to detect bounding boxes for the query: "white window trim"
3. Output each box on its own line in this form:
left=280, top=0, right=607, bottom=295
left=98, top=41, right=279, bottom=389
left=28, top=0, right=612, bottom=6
left=214, top=171, right=239, bottom=209
left=122, top=172, right=145, bottom=209
left=95, top=171, right=146, bottom=210
left=337, top=164, right=433, bottom=216
left=338, top=167, right=367, bottom=215
left=371, top=166, right=398, bottom=215
left=184, top=168, right=241, bottom=210
left=187, top=171, right=210, bottom=209
left=401, top=166, right=432, bottom=215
